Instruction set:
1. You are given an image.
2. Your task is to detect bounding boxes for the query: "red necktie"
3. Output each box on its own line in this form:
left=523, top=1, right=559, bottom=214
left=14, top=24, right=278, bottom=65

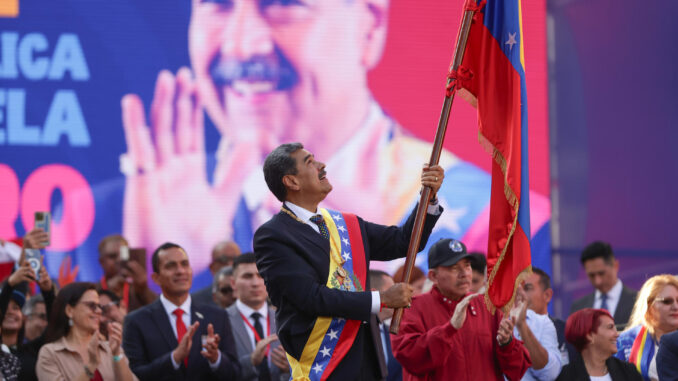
left=173, top=309, right=188, bottom=366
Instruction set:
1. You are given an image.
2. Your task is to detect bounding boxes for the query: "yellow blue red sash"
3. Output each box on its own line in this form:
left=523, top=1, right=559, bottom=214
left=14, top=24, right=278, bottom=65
left=629, top=325, right=655, bottom=381
left=286, top=208, right=367, bottom=381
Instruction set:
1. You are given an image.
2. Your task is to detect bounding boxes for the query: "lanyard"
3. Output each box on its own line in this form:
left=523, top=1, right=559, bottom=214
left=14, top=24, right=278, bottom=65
left=239, top=311, right=270, bottom=355
left=100, top=276, right=130, bottom=310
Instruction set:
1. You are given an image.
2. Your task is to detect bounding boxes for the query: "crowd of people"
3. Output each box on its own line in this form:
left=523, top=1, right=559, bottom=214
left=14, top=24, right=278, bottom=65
left=0, top=143, right=676, bottom=381
left=0, top=233, right=674, bottom=381
left=5, top=226, right=676, bottom=381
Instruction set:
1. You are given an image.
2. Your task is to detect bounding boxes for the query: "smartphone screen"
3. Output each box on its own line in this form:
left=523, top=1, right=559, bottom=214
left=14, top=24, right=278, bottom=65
left=25, top=248, right=41, bottom=279
left=34, top=211, right=51, bottom=246
left=119, top=246, right=130, bottom=262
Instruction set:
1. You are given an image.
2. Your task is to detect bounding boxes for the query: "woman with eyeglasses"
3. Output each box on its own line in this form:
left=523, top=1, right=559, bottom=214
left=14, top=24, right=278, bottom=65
left=36, top=282, right=137, bottom=381
left=616, top=274, right=678, bottom=381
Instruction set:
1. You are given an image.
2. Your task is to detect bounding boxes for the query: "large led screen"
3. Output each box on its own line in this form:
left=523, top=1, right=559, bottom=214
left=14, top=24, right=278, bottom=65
left=0, top=0, right=551, bottom=289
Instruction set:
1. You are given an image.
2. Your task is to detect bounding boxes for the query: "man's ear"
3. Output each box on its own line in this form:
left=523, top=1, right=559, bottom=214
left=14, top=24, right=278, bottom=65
left=544, top=288, right=553, bottom=304
left=282, top=174, right=300, bottom=192
left=150, top=272, right=159, bottom=286
left=360, top=0, right=390, bottom=69
left=427, top=269, right=437, bottom=283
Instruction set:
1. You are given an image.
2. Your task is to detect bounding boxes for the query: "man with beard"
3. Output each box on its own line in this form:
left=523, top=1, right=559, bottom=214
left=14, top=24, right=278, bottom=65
left=120, top=0, right=551, bottom=277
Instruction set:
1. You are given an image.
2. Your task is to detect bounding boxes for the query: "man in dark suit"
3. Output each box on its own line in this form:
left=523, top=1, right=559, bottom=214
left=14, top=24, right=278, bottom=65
left=369, top=270, right=402, bottom=381
left=254, top=143, right=444, bottom=380
left=227, top=253, right=289, bottom=381
left=569, top=241, right=637, bottom=329
left=657, top=329, right=678, bottom=380
left=191, top=240, right=241, bottom=306
left=123, top=242, right=240, bottom=380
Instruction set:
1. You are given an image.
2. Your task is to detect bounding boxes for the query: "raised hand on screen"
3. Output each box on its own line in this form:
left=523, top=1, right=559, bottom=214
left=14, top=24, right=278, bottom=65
left=120, top=67, right=262, bottom=258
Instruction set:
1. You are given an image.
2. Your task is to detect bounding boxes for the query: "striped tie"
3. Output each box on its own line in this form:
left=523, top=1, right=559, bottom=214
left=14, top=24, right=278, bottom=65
left=310, top=215, right=330, bottom=241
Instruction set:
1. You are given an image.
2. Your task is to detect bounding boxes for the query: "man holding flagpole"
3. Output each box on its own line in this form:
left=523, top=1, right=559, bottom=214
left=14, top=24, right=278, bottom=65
left=253, top=143, right=444, bottom=380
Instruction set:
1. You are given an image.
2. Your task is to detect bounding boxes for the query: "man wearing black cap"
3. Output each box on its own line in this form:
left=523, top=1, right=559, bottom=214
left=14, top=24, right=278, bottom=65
left=392, top=238, right=531, bottom=381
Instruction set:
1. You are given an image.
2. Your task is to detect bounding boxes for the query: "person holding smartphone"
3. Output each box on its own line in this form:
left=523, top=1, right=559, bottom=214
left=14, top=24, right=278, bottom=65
left=0, top=228, right=56, bottom=381
left=97, top=235, right=157, bottom=313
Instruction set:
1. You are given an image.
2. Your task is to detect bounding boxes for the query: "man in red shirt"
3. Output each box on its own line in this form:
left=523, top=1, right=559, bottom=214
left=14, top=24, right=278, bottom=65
left=391, top=238, right=531, bottom=380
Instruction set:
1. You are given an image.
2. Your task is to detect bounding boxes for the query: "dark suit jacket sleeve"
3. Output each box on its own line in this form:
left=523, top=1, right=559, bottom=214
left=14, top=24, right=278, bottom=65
left=123, top=312, right=177, bottom=380
left=255, top=225, right=373, bottom=321
left=362, top=203, right=442, bottom=262
left=213, top=310, right=241, bottom=380
left=658, top=331, right=678, bottom=381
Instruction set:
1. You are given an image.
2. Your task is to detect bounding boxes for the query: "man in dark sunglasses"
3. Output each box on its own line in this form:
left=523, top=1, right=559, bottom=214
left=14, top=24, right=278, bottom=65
left=212, top=267, right=236, bottom=309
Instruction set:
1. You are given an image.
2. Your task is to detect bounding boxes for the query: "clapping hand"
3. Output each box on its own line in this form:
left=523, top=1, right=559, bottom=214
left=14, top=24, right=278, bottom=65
left=450, top=293, right=480, bottom=329
left=201, top=323, right=221, bottom=363
left=173, top=322, right=199, bottom=364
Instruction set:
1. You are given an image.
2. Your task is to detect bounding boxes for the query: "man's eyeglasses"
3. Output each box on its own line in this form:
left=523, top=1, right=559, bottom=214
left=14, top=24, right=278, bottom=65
left=654, top=297, right=678, bottom=306
left=79, top=301, right=103, bottom=313
left=213, top=256, right=237, bottom=265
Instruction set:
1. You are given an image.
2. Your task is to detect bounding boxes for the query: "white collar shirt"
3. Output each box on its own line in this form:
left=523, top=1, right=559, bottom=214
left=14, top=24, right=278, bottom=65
left=235, top=299, right=269, bottom=347
left=284, top=201, right=321, bottom=234
left=594, top=279, right=623, bottom=315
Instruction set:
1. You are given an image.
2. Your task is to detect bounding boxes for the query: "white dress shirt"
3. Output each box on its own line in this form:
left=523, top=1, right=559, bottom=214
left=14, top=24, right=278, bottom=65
left=512, top=309, right=562, bottom=381
left=593, top=279, right=623, bottom=315
left=235, top=299, right=269, bottom=348
left=159, top=294, right=221, bottom=370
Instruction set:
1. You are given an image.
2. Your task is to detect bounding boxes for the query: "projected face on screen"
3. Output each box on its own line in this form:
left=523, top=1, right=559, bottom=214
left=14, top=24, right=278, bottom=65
left=188, top=0, right=387, bottom=145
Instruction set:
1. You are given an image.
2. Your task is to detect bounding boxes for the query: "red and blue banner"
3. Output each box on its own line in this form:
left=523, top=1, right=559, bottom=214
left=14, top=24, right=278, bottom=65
left=455, top=0, right=532, bottom=312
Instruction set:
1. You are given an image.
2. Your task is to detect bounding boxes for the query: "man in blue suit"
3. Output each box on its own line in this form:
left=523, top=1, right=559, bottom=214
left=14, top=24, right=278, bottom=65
left=254, top=143, right=444, bottom=380
left=123, top=242, right=240, bottom=380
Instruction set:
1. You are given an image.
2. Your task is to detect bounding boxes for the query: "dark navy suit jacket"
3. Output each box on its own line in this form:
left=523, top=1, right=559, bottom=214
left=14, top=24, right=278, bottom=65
left=658, top=330, right=678, bottom=380
left=253, top=203, right=440, bottom=380
left=123, top=299, right=240, bottom=381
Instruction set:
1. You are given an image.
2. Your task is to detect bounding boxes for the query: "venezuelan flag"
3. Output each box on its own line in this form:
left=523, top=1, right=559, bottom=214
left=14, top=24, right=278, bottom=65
left=456, top=0, right=531, bottom=312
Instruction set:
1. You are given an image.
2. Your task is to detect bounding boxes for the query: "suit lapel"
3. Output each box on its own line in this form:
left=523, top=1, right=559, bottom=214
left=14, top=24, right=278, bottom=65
left=150, top=300, right=178, bottom=351
left=279, top=210, right=330, bottom=253
left=228, top=306, right=255, bottom=352
left=189, top=305, right=207, bottom=369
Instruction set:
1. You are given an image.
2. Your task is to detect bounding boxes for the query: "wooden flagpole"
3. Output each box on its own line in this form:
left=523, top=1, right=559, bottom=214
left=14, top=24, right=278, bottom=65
left=390, top=3, right=480, bottom=335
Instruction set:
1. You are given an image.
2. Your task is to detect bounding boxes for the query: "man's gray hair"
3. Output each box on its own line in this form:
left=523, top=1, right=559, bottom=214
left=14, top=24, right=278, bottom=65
left=212, top=266, right=234, bottom=294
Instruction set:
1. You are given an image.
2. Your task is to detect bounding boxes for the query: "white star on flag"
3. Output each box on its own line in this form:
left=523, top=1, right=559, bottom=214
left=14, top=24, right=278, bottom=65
left=342, top=252, right=351, bottom=261
left=320, top=346, right=331, bottom=357
left=336, top=317, right=345, bottom=322
left=333, top=214, right=341, bottom=221
left=341, top=237, right=350, bottom=246
left=313, top=363, right=323, bottom=374
left=337, top=225, right=346, bottom=232
left=327, top=329, right=339, bottom=340
left=505, top=32, right=517, bottom=50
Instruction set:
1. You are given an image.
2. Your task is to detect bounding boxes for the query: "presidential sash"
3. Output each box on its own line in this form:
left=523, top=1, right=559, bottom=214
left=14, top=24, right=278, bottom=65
left=287, top=208, right=367, bottom=381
